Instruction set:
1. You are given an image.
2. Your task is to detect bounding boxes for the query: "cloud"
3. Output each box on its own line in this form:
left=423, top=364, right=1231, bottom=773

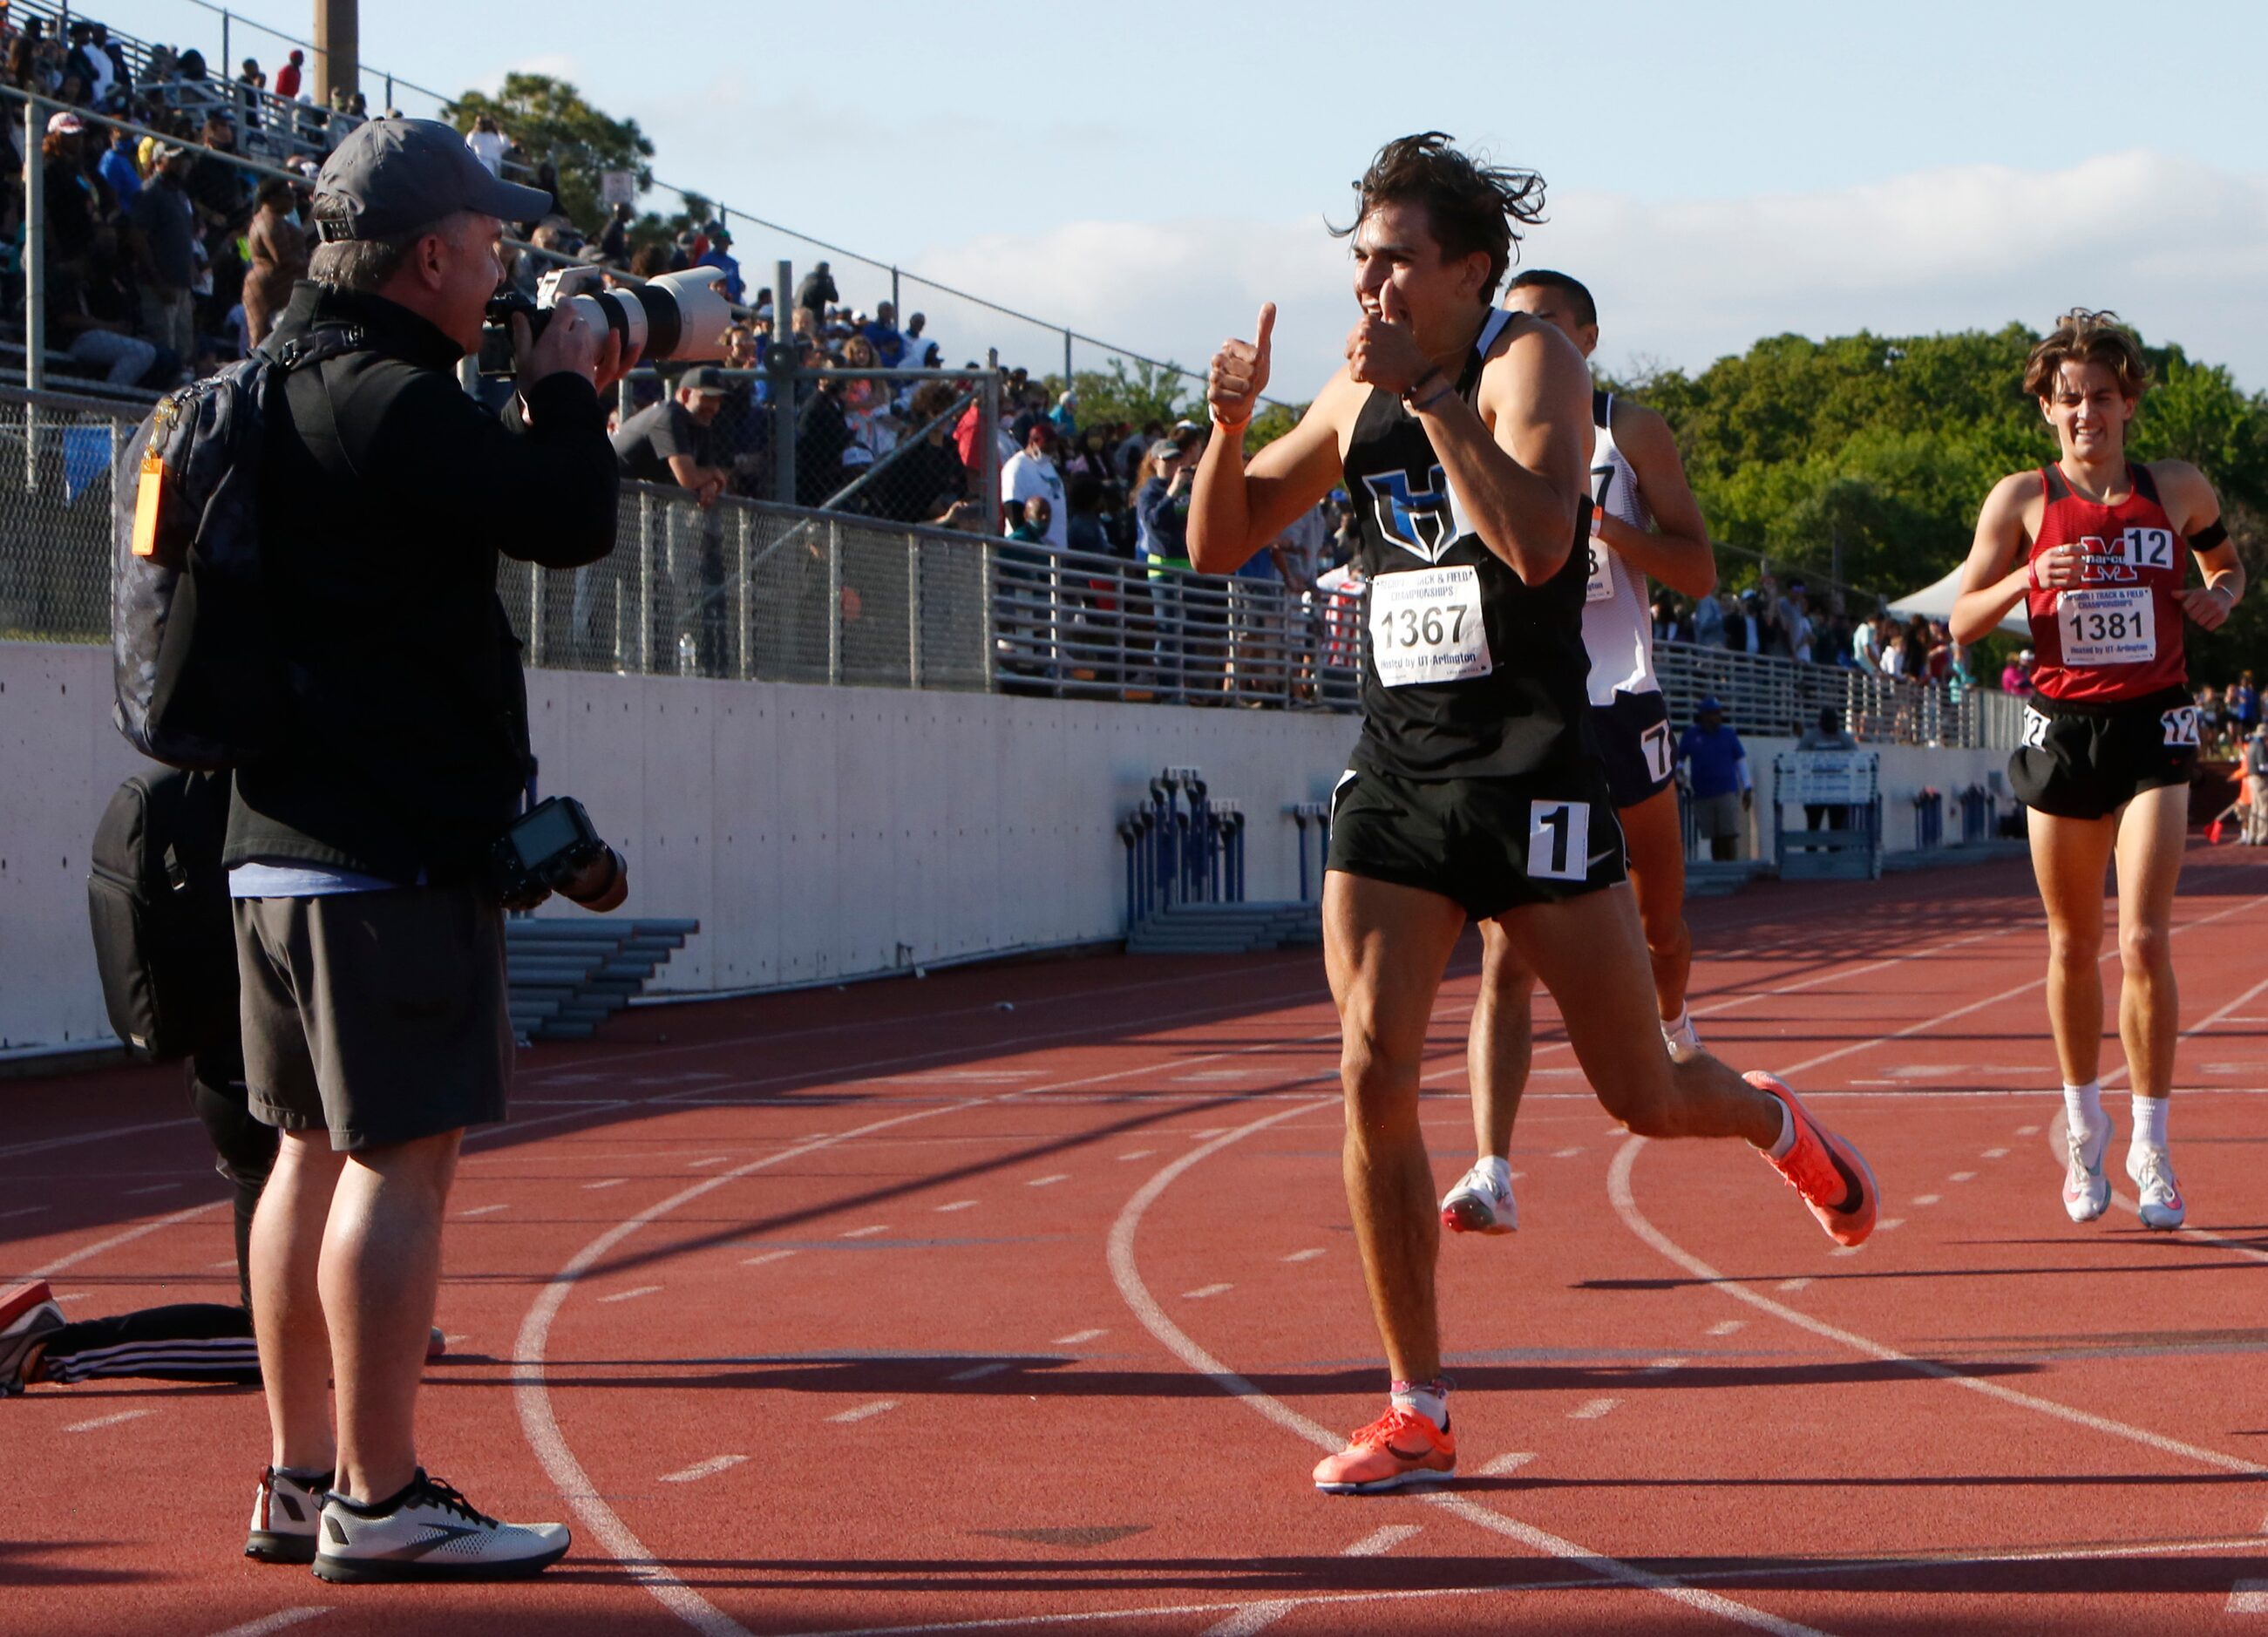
left=898, top=150, right=2268, bottom=396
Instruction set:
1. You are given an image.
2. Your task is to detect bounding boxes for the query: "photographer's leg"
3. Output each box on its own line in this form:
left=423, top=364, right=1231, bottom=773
left=323, top=1128, right=461, bottom=1507
left=251, top=1131, right=344, bottom=1474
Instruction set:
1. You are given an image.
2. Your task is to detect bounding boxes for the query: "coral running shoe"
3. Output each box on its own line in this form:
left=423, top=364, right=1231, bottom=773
left=1748, top=1071, right=1877, bottom=1247
left=2127, top=1145, right=2186, bottom=1231
left=1440, top=1160, right=1517, bottom=1235
left=1314, top=1406, right=1456, bottom=1494
left=2062, top=1117, right=2112, bottom=1224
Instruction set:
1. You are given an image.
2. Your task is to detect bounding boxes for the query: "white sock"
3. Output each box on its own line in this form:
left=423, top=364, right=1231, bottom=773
left=1662, top=1005, right=1693, bottom=1038
left=1768, top=1099, right=1796, bottom=1160
left=2063, top=1081, right=2104, bottom=1145
left=2131, top=1095, right=2169, bottom=1152
left=1390, top=1376, right=1449, bottom=1429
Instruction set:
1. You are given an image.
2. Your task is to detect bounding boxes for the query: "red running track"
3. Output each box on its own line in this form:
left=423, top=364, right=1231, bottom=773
left=7, top=842, right=2268, bottom=1636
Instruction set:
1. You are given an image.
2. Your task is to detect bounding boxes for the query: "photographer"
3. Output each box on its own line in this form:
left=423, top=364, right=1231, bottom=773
left=227, top=119, right=628, bottom=1583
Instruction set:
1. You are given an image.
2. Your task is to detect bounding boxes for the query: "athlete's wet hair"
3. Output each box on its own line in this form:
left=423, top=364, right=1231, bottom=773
left=2023, top=309, right=2152, bottom=401
left=1334, top=132, right=1546, bottom=301
left=1505, top=269, right=1596, bottom=329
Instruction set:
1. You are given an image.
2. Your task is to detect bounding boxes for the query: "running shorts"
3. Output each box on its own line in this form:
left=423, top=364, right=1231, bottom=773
left=2008, top=685, right=2199, bottom=821
left=1593, top=689, right=1675, bottom=810
left=1326, top=759, right=1626, bottom=920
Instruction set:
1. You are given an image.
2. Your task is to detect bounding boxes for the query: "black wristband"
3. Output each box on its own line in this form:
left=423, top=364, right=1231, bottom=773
left=1408, top=383, right=1455, bottom=415
left=1402, top=366, right=1445, bottom=404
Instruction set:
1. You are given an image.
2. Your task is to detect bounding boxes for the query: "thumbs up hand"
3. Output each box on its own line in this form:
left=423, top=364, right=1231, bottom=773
left=1207, top=302, right=1274, bottom=431
left=1347, top=279, right=1433, bottom=399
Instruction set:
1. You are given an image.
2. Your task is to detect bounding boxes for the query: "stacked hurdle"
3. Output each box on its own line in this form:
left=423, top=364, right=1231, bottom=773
left=1119, top=768, right=1321, bottom=954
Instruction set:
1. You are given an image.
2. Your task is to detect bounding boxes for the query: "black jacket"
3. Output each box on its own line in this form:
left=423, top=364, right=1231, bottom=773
left=226, top=282, right=620, bottom=884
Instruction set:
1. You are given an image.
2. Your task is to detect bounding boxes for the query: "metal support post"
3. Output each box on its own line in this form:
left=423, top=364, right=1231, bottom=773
left=222, top=11, right=231, bottom=80
left=907, top=534, right=922, bottom=688
left=890, top=265, right=900, bottom=323
left=980, top=542, right=998, bottom=691
left=24, top=96, right=44, bottom=394
left=1063, top=330, right=1072, bottom=397
left=771, top=258, right=796, bottom=506
left=735, top=506, right=751, bottom=680
left=637, top=492, right=654, bottom=674
left=978, top=353, right=1002, bottom=527
left=825, top=515, right=843, bottom=686
left=526, top=560, right=543, bottom=668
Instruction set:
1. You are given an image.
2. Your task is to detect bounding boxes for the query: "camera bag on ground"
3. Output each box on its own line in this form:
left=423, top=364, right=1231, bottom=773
left=112, top=325, right=366, bottom=769
left=86, top=767, right=238, bottom=1061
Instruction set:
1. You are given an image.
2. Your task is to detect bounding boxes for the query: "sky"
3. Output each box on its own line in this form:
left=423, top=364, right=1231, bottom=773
left=92, top=0, right=2268, bottom=395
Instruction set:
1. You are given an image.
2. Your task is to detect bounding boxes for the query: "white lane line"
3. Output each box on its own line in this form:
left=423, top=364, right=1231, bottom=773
left=56, top=1293, right=90, bottom=1302
left=1610, top=1137, right=2268, bottom=1477
left=841, top=1225, right=890, bottom=1239
left=1117, top=1151, right=1156, bottom=1162
left=1027, top=1174, right=1070, bottom=1187
left=828, top=1400, right=898, bottom=1424
left=741, top=1250, right=798, bottom=1267
left=1568, top=1398, right=1620, bottom=1420
left=1053, top=1328, right=1105, bottom=1345
left=2016, top=1124, right=2041, bottom=1136
left=1107, top=1100, right=1832, bottom=1637
left=204, top=1610, right=330, bottom=1637
left=1184, top=1283, right=1233, bottom=1300
left=1479, top=1451, right=1536, bottom=1477
left=1981, top=1148, right=2009, bottom=1159
left=2231, top=1579, right=2268, bottom=1613
left=459, top=1204, right=508, bottom=1217
left=1949, top=1172, right=1977, bottom=1183
left=30, top=1201, right=224, bottom=1279
left=209, top=1257, right=240, bottom=1269
left=0, top=1116, right=200, bottom=1162
left=1777, top=1279, right=1812, bottom=1293
left=65, top=1409, right=153, bottom=1433
left=687, top=1157, right=730, bottom=1169
left=1283, top=1248, right=1326, bottom=1263
left=1552, top=1147, right=1583, bottom=1158
left=122, top=1183, right=180, bottom=1196
left=1201, top=1605, right=1293, bottom=1637
left=1644, top=1357, right=1687, bottom=1375
left=598, top=1286, right=662, bottom=1304
left=585, top=1179, right=628, bottom=1192
left=659, top=1455, right=746, bottom=1484
left=0, top=1205, right=51, bottom=1220
left=1707, top=1321, right=1744, bottom=1337
left=934, top=1200, right=979, bottom=1212
left=1877, top=1219, right=1905, bottom=1232
left=1342, top=1524, right=1422, bottom=1557
left=947, top=1362, right=1011, bottom=1382
left=1913, top=1194, right=1942, bottom=1206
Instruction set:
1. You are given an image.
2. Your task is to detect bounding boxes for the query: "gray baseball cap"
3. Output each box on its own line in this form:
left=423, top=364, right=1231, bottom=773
left=312, top=118, right=551, bottom=242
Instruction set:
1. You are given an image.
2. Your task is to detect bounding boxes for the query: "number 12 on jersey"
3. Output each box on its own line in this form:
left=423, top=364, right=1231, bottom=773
left=1527, top=799, right=1592, bottom=882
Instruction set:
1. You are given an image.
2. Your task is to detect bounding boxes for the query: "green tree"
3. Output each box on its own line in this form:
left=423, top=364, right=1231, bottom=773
left=1056, top=357, right=1200, bottom=433
left=449, top=73, right=654, bottom=231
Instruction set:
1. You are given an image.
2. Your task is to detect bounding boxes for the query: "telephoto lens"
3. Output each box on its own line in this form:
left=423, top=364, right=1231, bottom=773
left=478, top=266, right=735, bottom=377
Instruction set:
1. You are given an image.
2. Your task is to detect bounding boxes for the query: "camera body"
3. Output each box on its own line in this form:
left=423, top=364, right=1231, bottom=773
left=490, top=795, right=608, bottom=907
left=479, top=264, right=735, bottom=377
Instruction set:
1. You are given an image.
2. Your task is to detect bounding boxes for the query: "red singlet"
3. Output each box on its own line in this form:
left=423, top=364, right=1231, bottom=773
left=2025, top=462, right=2190, bottom=703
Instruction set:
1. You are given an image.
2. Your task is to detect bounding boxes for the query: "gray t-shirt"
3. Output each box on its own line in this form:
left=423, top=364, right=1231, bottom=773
left=611, top=398, right=710, bottom=486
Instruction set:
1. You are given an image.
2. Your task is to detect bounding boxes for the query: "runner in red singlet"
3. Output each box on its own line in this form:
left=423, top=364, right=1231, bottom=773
left=1952, top=310, right=2244, bottom=1233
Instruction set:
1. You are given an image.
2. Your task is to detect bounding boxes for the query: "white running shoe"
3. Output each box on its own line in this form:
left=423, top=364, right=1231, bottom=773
left=1663, top=1011, right=1704, bottom=1065
left=2061, top=1116, right=2112, bottom=1224
left=246, top=1466, right=331, bottom=1565
left=2127, top=1146, right=2186, bottom=1231
left=313, top=1468, right=570, bottom=1583
left=1439, top=1160, right=1517, bottom=1235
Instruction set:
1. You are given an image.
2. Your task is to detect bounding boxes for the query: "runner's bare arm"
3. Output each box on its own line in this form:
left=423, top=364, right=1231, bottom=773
left=1602, top=401, right=1715, bottom=599
left=1950, top=472, right=2041, bottom=645
left=1191, top=304, right=1355, bottom=572
left=1416, top=320, right=1591, bottom=586
left=2155, top=459, right=2244, bottom=632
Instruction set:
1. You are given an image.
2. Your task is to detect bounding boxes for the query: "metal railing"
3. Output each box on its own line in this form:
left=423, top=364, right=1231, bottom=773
left=0, top=383, right=2020, bottom=743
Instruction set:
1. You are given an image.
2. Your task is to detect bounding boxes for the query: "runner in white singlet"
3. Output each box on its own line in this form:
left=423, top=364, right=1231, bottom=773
left=1440, top=270, right=1726, bottom=1236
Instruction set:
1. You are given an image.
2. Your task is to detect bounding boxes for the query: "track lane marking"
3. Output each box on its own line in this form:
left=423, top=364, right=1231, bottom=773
left=1608, top=1138, right=2268, bottom=1477
left=202, top=1611, right=329, bottom=1637
left=1108, top=1099, right=1835, bottom=1637
left=741, top=1250, right=798, bottom=1267
left=828, top=1400, right=897, bottom=1424
left=659, top=1455, right=746, bottom=1484
left=1568, top=1397, right=1620, bottom=1419
left=64, top=1409, right=153, bottom=1433
left=1054, top=1328, right=1105, bottom=1345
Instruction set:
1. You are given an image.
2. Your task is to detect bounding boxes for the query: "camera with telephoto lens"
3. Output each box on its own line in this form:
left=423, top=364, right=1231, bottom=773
left=478, top=263, right=734, bottom=377
left=490, top=795, right=611, bottom=907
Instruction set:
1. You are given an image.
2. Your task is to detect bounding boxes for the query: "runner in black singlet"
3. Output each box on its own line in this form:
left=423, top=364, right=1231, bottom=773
left=1190, top=132, right=1879, bottom=1496
left=1952, top=310, right=2244, bottom=1233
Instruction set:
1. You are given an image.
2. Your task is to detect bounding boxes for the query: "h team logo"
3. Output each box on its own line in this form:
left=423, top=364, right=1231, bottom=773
left=1364, top=464, right=1468, bottom=565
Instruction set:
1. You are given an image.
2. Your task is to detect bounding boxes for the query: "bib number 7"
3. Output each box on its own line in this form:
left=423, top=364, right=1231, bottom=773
left=1640, top=721, right=1673, bottom=784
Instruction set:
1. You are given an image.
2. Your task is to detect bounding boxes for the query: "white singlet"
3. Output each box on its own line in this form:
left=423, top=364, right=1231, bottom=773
left=1581, top=389, right=1659, bottom=708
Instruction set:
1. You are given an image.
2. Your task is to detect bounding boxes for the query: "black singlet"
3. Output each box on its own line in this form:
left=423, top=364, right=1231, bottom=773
left=1341, top=308, right=1595, bottom=780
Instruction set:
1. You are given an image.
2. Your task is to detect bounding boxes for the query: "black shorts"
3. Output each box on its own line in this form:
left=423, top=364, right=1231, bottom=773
left=2009, top=687, right=2200, bottom=821
left=1327, top=759, right=1626, bottom=920
left=1593, top=689, right=1675, bottom=810
left=234, top=884, right=512, bottom=1151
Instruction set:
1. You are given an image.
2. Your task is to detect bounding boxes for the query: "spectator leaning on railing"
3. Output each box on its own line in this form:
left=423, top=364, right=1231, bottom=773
left=613, top=365, right=731, bottom=507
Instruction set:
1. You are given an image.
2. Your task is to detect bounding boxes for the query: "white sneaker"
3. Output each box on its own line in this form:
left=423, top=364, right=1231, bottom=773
left=1662, top=1010, right=1704, bottom=1065
left=2061, top=1116, right=2111, bottom=1224
left=313, top=1468, right=570, bottom=1583
left=1439, top=1160, right=1517, bottom=1235
left=2127, top=1146, right=2186, bottom=1231
left=246, top=1466, right=331, bottom=1565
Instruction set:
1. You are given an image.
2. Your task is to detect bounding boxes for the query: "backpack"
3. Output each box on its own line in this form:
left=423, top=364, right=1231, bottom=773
left=85, top=767, right=238, bottom=1061
left=111, top=326, right=365, bottom=769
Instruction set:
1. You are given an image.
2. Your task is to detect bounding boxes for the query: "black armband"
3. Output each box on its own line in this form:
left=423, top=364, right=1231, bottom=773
left=2190, top=519, right=2229, bottom=551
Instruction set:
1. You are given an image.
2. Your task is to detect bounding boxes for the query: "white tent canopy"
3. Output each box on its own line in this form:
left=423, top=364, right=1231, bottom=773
left=1887, top=564, right=2030, bottom=637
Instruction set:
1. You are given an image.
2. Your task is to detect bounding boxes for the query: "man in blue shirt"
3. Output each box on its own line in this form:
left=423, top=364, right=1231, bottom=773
left=695, top=221, right=744, bottom=304
left=98, top=127, right=141, bottom=208
left=1676, top=696, right=1750, bottom=860
left=861, top=302, right=906, bottom=367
